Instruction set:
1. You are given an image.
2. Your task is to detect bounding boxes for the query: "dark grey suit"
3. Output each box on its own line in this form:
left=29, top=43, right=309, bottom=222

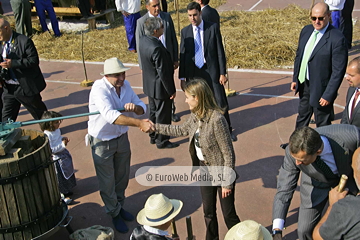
left=0, top=31, right=47, bottom=121
left=138, top=35, right=175, bottom=146
left=341, top=87, right=360, bottom=128
left=135, top=11, right=178, bottom=69
left=201, top=5, right=220, bottom=26
left=273, top=124, right=360, bottom=239
left=179, top=20, right=232, bottom=130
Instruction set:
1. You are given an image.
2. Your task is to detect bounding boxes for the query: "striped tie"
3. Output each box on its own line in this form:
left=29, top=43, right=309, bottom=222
left=194, top=27, right=204, bottom=69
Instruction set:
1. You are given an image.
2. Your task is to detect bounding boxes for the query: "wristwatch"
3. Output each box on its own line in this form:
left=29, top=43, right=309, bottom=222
left=272, top=229, right=282, bottom=235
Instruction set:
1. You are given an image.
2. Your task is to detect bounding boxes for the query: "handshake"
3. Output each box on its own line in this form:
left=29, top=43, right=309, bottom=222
left=139, top=119, right=156, bottom=133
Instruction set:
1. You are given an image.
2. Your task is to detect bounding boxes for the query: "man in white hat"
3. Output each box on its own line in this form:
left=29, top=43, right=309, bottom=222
left=130, top=193, right=183, bottom=239
left=87, top=57, right=154, bottom=233
left=224, top=220, right=272, bottom=240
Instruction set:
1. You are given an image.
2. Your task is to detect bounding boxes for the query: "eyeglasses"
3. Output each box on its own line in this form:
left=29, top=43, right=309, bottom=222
left=310, top=16, right=325, bottom=21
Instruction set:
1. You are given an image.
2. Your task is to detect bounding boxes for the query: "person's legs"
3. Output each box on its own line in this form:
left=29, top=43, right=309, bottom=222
left=340, top=0, right=354, bottom=49
left=35, top=0, right=48, bottom=32
left=314, top=103, right=333, bottom=127
left=10, top=0, right=24, bottom=35
left=218, top=185, right=240, bottom=230
left=295, top=81, right=313, bottom=128
left=200, top=185, right=219, bottom=240
left=297, top=198, right=328, bottom=240
left=331, top=11, right=341, bottom=29
left=44, top=0, right=61, bottom=36
left=123, top=12, right=141, bottom=51
left=148, top=96, right=157, bottom=144
left=2, top=86, right=21, bottom=121
left=22, top=0, right=32, bottom=36
left=16, top=93, right=47, bottom=120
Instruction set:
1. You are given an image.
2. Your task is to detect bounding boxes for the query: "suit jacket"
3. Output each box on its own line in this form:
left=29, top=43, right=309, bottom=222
left=341, top=87, right=360, bottom=128
left=179, top=21, right=226, bottom=85
left=138, top=35, right=175, bottom=99
left=156, top=109, right=235, bottom=189
left=135, top=11, right=178, bottom=69
left=201, top=5, right=220, bottom=26
left=273, top=124, right=360, bottom=221
left=292, top=24, right=347, bottom=108
left=0, top=31, right=46, bottom=96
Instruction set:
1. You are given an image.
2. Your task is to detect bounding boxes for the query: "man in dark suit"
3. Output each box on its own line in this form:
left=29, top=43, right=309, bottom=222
left=341, top=57, right=360, bottom=128
left=196, top=0, right=220, bottom=26
left=291, top=2, right=347, bottom=129
left=138, top=17, right=178, bottom=149
left=0, top=18, right=47, bottom=122
left=135, top=0, right=180, bottom=122
left=272, top=124, right=359, bottom=240
left=179, top=2, right=236, bottom=141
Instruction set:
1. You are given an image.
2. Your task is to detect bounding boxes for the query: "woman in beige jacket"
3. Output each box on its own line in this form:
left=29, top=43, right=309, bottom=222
left=155, top=78, right=240, bottom=240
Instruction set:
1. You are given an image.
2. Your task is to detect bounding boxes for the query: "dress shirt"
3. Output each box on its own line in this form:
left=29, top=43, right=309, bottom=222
left=115, top=0, right=140, bottom=13
left=348, top=88, right=360, bottom=119
left=273, top=135, right=338, bottom=230
left=195, top=128, right=205, bottom=161
left=304, top=23, right=329, bottom=80
left=324, top=0, right=345, bottom=10
left=88, top=77, right=146, bottom=141
left=2, top=34, right=19, bottom=85
left=149, top=13, right=166, bottom=48
left=44, top=128, right=66, bottom=155
left=192, top=21, right=206, bottom=64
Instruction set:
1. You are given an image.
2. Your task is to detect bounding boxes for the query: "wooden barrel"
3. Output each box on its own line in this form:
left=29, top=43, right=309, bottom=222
left=0, top=129, right=63, bottom=240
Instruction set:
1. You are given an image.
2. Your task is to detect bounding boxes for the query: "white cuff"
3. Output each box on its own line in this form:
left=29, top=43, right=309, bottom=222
left=272, top=218, right=285, bottom=230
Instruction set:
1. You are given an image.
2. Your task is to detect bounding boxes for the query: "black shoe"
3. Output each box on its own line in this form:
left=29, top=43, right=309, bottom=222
left=120, top=208, right=134, bottom=221
left=150, top=139, right=155, bottom=144
left=310, top=119, right=316, bottom=124
left=230, top=132, right=237, bottom=142
left=157, top=141, right=179, bottom=149
left=172, top=113, right=180, bottom=122
left=280, top=143, right=289, bottom=149
left=112, top=214, right=128, bottom=233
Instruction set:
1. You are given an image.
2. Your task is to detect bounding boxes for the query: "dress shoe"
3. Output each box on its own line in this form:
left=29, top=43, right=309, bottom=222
left=112, top=213, right=129, bottom=233
left=120, top=208, right=134, bottom=221
left=280, top=143, right=289, bottom=149
left=150, top=139, right=155, bottom=144
left=172, top=113, right=180, bottom=122
left=157, top=141, right=179, bottom=149
left=129, top=49, right=137, bottom=53
left=230, top=132, right=237, bottom=142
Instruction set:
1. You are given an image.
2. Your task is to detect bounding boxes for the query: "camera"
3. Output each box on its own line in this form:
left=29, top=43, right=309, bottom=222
left=0, top=55, right=10, bottom=81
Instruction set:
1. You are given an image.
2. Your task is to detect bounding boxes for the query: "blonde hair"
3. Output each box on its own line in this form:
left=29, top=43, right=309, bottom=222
left=184, top=78, right=223, bottom=119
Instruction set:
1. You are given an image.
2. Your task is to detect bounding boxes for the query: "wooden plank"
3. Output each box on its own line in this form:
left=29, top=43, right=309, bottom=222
left=0, top=129, right=22, bottom=156
left=31, top=6, right=82, bottom=16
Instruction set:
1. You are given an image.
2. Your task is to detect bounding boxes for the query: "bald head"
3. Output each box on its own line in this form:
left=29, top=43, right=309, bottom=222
left=352, top=148, right=360, bottom=189
left=0, top=18, right=12, bottom=42
left=310, top=2, right=330, bottom=31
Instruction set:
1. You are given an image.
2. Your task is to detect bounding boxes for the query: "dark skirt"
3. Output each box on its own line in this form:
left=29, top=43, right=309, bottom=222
left=54, top=157, right=76, bottom=194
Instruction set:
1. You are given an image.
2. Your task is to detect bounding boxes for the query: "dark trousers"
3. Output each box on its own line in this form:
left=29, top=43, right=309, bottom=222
left=77, top=0, right=92, bottom=17
left=2, top=84, right=47, bottom=121
left=295, top=80, right=332, bottom=129
left=340, top=0, right=354, bottom=49
left=95, top=0, right=105, bottom=10
left=148, top=97, right=172, bottom=146
left=200, top=183, right=240, bottom=240
left=160, top=0, right=167, bottom=12
left=123, top=12, right=141, bottom=51
left=190, top=64, right=232, bottom=131
left=35, top=0, right=61, bottom=36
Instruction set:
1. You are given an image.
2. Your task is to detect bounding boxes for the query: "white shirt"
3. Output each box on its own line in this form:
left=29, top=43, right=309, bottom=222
left=194, top=128, right=205, bottom=161
left=273, top=135, right=338, bottom=230
left=304, top=23, right=329, bottom=80
left=324, top=0, right=345, bottom=10
left=348, top=88, right=360, bottom=119
left=115, top=0, right=140, bottom=13
left=2, top=34, right=19, bottom=85
left=149, top=13, right=166, bottom=48
left=129, top=225, right=170, bottom=239
left=192, top=20, right=206, bottom=64
left=44, top=128, right=66, bottom=155
left=87, top=77, right=146, bottom=141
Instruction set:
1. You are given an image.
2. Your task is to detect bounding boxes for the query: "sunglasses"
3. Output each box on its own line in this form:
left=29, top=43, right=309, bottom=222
left=310, top=16, right=325, bottom=21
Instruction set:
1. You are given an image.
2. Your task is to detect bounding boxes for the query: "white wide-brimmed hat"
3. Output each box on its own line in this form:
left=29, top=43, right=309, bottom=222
left=224, top=220, right=272, bottom=240
left=137, top=193, right=183, bottom=227
left=100, top=57, right=130, bottom=75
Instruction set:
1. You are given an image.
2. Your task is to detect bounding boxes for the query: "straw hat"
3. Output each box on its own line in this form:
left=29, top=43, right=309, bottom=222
left=100, top=57, right=130, bottom=75
left=137, top=193, right=183, bottom=227
left=224, top=220, right=272, bottom=240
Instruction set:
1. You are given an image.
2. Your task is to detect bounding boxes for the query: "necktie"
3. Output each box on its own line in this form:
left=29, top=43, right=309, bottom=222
left=194, top=27, right=204, bottom=69
left=298, top=31, right=319, bottom=83
left=313, top=156, right=337, bottom=179
left=350, top=89, right=360, bottom=120
left=5, top=42, right=17, bottom=81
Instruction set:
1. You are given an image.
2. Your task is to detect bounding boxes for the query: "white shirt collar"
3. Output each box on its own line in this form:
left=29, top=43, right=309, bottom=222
left=317, top=22, right=329, bottom=35
left=192, top=20, right=204, bottom=31
left=149, top=12, right=161, bottom=19
left=143, top=225, right=169, bottom=236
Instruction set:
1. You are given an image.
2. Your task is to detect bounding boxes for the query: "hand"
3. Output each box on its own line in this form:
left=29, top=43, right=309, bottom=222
left=62, top=137, right=70, bottom=146
left=290, top=82, right=296, bottom=92
left=139, top=119, right=155, bottom=133
left=173, top=61, right=179, bottom=70
left=273, top=232, right=282, bottom=240
left=122, top=11, right=130, bottom=17
left=0, top=58, right=11, bottom=68
left=180, top=80, right=186, bottom=91
left=319, top=98, right=330, bottom=107
left=170, top=92, right=176, bottom=100
left=328, top=187, right=348, bottom=206
left=124, top=103, right=136, bottom=112
left=219, top=75, right=228, bottom=86
left=221, top=188, right=232, bottom=198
